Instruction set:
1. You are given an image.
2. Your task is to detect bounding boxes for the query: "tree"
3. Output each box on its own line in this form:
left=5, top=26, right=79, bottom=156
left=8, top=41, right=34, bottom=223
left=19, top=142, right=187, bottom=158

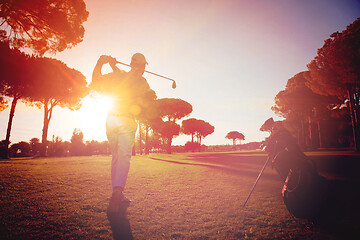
left=197, top=121, right=214, bottom=145
left=48, top=135, right=69, bottom=157
left=10, top=141, right=31, bottom=157
left=134, top=89, right=157, bottom=155
left=181, top=118, right=214, bottom=146
left=225, top=131, right=245, bottom=146
left=154, top=120, right=180, bottom=154
left=156, top=98, right=193, bottom=153
left=29, top=137, right=41, bottom=156
left=184, top=141, right=201, bottom=152
left=0, top=0, right=89, bottom=55
left=0, top=40, right=31, bottom=158
left=26, top=57, right=89, bottom=156
left=156, top=98, right=193, bottom=122
left=181, top=118, right=199, bottom=143
left=70, top=128, right=85, bottom=156
left=272, top=71, right=339, bottom=148
left=307, top=18, right=360, bottom=151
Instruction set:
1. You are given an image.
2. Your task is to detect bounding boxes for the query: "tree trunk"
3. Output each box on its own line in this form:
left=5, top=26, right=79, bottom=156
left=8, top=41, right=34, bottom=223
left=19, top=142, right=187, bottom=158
left=3, top=96, right=19, bottom=159
left=145, top=125, right=149, bottom=155
left=348, top=87, right=360, bottom=152
left=167, top=137, right=172, bottom=154
left=41, top=99, right=55, bottom=157
left=308, top=116, right=313, bottom=149
left=132, top=145, right=136, bottom=156
left=298, top=119, right=306, bottom=150
left=41, top=101, right=49, bottom=157
left=139, top=123, right=143, bottom=155
left=317, top=120, right=323, bottom=149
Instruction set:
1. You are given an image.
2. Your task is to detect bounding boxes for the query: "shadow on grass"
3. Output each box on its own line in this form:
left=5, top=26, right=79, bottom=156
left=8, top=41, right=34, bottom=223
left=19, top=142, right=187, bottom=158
left=150, top=151, right=360, bottom=237
left=149, top=155, right=279, bottom=181
left=107, top=204, right=133, bottom=240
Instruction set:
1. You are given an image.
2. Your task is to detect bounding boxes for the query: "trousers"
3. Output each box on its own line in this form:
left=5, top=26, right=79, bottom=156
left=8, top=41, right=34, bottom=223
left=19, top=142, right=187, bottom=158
left=106, top=115, right=137, bottom=190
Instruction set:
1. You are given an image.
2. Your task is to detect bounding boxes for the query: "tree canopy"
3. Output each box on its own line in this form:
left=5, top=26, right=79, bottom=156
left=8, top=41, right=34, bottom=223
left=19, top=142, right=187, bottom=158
left=225, top=131, right=245, bottom=146
left=307, top=18, right=360, bottom=100
left=27, top=57, right=89, bottom=110
left=0, top=40, right=32, bottom=157
left=181, top=118, right=214, bottom=144
left=156, top=98, right=193, bottom=122
left=0, top=0, right=89, bottom=55
left=70, top=128, right=85, bottom=156
left=307, top=17, right=360, bottom=151
left=0, top=40, right=30, bottom=108
left=25, top=57, right=89, bottom=156
left=154, top=98, right=193, bottom=153
left=272, top=72, right=333, bottom=119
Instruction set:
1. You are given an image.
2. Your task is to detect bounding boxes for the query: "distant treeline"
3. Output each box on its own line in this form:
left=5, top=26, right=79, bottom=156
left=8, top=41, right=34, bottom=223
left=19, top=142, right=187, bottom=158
left=1, top=130, right=262, bottom=159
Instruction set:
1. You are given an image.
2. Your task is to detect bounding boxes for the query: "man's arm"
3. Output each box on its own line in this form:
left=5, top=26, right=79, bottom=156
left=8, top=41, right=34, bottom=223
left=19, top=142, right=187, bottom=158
left=92, top=55, right=108, bottom=83
left=91, top=55, right=120, bottom=92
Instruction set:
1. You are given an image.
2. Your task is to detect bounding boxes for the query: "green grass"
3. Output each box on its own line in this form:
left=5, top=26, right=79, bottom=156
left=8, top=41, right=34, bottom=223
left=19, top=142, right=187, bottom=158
left=1, top=151, right=359, bottom=239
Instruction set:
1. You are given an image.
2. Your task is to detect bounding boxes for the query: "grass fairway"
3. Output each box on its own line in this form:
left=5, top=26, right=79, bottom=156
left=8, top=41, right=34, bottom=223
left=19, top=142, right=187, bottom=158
left=1, top=151, right=359, bottom=239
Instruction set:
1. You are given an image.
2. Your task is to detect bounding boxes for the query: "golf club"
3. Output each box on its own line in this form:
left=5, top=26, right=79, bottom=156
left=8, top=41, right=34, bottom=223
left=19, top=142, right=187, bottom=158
left=243, top=156, right=271, bottom=207
left=116, top=61, right=176, bottom=89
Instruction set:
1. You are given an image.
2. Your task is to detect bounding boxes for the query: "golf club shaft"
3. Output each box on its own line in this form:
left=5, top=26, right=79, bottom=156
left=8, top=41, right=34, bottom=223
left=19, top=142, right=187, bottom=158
left=243, top=156, right=271, bottom=207
left=116, top=61, right=176, bottom=83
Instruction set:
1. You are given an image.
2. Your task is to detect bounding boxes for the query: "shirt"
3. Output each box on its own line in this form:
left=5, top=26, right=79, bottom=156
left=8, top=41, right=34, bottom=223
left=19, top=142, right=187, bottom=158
left=91, top=70, right=156, bottom=118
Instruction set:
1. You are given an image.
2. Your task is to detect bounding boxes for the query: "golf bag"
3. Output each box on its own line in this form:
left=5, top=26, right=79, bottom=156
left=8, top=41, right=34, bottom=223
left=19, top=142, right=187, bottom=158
left=264, top=124, right=328, bottom=220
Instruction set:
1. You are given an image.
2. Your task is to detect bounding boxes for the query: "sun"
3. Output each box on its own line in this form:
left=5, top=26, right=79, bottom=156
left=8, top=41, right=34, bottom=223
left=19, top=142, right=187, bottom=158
left=74, top=94, right=113, bottom=141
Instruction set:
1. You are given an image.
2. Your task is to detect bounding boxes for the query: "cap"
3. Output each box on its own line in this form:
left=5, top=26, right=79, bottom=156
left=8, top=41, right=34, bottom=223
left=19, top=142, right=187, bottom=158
left=130, top=53, right=148, bottom=66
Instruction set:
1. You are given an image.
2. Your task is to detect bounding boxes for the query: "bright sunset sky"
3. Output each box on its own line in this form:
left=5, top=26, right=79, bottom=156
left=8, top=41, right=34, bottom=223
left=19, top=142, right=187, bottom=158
left=1, top=0, right=360, bottom=145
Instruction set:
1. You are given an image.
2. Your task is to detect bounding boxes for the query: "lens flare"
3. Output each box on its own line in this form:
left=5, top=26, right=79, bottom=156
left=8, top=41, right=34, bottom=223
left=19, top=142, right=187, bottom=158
left=74, top=95, right=113, bottom=141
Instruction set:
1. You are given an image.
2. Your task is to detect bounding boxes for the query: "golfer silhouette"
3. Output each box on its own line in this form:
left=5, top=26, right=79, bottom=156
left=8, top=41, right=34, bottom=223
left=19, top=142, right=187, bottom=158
left=92, top=53, right=156, bottom=212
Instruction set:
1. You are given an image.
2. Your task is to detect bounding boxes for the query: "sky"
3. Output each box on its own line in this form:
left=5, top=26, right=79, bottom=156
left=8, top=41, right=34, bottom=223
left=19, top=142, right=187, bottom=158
left=1, top=0, right=360, bottom=146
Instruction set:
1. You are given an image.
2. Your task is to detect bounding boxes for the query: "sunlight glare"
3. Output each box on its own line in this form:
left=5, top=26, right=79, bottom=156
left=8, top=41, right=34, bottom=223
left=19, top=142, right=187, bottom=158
left=74, top=95, right=113, bottom=141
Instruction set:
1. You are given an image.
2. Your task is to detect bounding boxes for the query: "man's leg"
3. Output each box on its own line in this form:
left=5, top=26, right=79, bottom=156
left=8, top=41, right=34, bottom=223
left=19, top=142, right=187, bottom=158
left=106, top=116, right=137, bottom=211
left=111, top=132, right=134, bottom=190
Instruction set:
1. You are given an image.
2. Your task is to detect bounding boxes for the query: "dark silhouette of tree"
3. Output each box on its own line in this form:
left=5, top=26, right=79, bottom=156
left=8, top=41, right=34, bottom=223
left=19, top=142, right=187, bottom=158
left=70, top=128, right=85, bottom=156
left=26, top=57, right=89, bottom=156
left=225, top=131, right=245, bottom=146
left=29, top=137, right=41, bottom=156
left=156, top=98, right=193, bottom=122
left=197, top=121, right=214, bottom=145
left=48, top=135, right=69, bottom=157
left=0, top=40, right=31, bottom=158
left=98, top=141, right=110, bottom=155
left=181, top=118, right=199, bottom=143
left=83, top=140, right=109, bottom=156
left=85, top=140, right=98, bottom=156
left=146, top=132, right=162, bottom=153
left=10, top=141, right=31, bottom=157
left=155, top=120, right=180, bottom=154
left=272, top=71, right=339, bottom=148
left=155, top=98, right=192, bottom=153
left=184, top=141, right=201, bottom=152
left=0, top=140, right=8, bottom=158
left=182, top=118, right=214, bottom=145
left=307, top=17, right=360, bottom=151
left=0, top=0, right=89, bottom=55
left=134, top=89, right=157, bottom=155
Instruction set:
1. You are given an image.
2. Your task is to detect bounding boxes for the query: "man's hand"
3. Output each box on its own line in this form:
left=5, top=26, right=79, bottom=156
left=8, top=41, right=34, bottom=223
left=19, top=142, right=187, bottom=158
left=98, top=55, right=117, bottom=65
